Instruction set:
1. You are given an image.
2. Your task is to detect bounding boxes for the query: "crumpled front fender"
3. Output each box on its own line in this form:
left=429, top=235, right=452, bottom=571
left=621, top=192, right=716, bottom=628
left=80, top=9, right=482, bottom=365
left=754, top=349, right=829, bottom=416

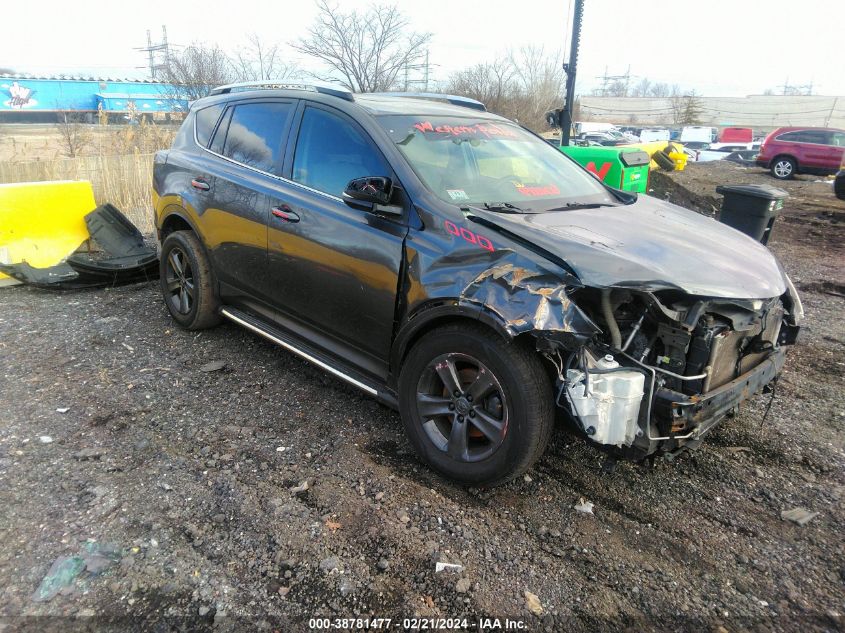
left=458, top=262, right=600, bottom=348
left=397, top=235, right=601, bottom=373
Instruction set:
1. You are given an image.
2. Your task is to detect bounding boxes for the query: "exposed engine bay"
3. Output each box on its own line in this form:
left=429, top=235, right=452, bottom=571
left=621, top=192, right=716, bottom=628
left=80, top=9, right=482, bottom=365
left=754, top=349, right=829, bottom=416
left=545, top=281, right=803, bottom=459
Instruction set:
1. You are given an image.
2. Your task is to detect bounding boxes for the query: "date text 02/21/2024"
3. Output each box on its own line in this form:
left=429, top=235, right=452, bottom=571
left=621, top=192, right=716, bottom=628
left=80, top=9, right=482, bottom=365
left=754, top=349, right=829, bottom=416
left=307, top=617, right=528, bottom=630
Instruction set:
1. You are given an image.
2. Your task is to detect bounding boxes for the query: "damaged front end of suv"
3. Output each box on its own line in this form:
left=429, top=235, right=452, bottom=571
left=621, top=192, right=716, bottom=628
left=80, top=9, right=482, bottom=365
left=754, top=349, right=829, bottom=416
left=378, top=108, right=803, bottom=479
left=547, top=282, right=800, bottom=459
left=453, top=227, right=803, bottom=461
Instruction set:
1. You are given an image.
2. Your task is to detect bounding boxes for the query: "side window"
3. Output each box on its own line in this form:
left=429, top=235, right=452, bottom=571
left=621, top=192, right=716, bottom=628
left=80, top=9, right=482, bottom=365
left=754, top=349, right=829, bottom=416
left=209, top=107, right=232, bottom=154
left=222, top=102, right=293, bottom=173
left=776, top=131, right=803, bottom=143
left=292, top=107, right=390, bottom=197
left=195, top=104, right=224, bottom=147
left=801, top=131, right=827, bottom=145
left=831, top=132, right=845, bottom=147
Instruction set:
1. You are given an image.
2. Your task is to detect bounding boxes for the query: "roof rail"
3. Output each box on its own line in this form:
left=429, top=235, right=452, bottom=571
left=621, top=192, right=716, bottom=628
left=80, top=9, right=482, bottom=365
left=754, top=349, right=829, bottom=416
left=368, top=92, right=486, bottom=112
left=209, top=81, right=354, bottom=101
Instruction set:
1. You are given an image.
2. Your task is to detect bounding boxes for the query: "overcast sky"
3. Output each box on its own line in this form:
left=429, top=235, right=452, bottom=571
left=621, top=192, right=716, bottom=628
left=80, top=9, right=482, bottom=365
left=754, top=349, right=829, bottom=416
left=2, top=0, right=843, bottom=96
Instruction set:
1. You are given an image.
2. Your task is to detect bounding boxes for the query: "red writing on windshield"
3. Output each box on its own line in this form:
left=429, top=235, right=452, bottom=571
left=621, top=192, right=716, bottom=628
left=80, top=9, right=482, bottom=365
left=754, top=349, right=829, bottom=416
left=413, top=121, right=517, bottom=139
left=515, top=184, right=560, bottom=197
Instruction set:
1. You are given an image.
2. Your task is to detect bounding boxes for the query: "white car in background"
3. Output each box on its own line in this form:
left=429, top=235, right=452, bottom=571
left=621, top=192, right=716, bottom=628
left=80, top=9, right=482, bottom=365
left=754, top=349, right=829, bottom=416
left=680, top=126, right=718, bottom=144
left=638, top=128, right=670, bottom=143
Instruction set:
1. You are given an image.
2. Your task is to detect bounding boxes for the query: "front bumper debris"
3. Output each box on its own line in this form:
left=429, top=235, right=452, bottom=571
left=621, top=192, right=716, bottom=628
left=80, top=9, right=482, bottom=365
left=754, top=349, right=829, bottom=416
left=653, top=348, right=786, bottom=439
left=0, top=204, right=158, bottom=289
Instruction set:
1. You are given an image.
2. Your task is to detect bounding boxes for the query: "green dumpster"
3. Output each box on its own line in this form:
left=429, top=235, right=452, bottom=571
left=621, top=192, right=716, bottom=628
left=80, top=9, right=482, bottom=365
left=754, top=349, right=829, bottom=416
left=558, top=146, right=651, bottom=193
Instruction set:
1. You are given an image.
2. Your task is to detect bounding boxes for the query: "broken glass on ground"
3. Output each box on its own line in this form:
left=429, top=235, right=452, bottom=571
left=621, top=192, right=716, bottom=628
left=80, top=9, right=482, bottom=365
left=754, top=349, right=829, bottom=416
left=31, top=542, right=122, bottom=602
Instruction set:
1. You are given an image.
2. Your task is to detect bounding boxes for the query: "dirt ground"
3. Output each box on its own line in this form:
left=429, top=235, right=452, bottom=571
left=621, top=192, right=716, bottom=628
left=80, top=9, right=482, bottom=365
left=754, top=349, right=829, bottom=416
left=1, top=161, right=843, bottom=632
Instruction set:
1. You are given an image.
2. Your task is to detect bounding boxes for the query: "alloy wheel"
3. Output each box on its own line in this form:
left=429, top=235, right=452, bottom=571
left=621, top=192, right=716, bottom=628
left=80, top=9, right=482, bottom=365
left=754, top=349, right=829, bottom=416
left=415, top=353, right=509, bottom=462
left=164, top=247, right=195, bottom=315
left=773, top=160, right=793, bottom=178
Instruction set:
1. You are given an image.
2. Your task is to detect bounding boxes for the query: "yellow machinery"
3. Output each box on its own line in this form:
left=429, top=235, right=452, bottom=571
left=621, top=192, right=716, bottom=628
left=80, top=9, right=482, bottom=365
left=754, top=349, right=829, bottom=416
left=0, top=181, right=96, bottom=285
left=619, top=141, right=687, bottom=171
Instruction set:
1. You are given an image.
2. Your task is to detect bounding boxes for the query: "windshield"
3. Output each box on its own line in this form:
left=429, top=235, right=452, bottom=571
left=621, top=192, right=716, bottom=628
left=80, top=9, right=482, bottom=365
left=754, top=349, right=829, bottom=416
left=376, top=115, right=616, bottom=211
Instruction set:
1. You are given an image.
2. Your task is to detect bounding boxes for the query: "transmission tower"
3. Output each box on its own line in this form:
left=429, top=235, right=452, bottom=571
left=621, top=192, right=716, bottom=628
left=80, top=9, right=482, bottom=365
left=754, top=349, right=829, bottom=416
left=136, top=26, right=171, bottom=80
left=778, top=78, right=813, bottom=96
left=594, top=65, right=631, bottom=97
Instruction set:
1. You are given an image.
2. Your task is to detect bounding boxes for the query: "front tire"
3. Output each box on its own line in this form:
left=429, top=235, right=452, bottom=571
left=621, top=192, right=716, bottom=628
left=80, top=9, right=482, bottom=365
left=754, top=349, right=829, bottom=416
left=159, top=230, right=221, bottom=330
left=770, top=156, right=796, bottom=180
left=398, top=324, right=554, bottom=486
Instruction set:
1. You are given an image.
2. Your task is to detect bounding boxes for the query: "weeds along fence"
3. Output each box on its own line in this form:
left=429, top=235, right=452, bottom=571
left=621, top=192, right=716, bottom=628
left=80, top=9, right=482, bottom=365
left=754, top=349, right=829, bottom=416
left=0, top=153, right=155, bottom=233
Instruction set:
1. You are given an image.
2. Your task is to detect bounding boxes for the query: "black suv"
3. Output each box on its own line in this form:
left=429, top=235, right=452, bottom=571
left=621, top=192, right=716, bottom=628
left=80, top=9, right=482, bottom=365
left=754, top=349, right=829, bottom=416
left=153, top=82, right=802, bottom=485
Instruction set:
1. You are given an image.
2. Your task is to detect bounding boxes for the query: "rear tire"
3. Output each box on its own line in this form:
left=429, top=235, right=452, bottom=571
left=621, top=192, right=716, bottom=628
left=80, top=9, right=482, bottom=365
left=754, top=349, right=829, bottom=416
left=159, top=231, right=220, bottom=330
left=770, top=156, right=796, bottom=180
left=398, top=323, right=554, bottom=486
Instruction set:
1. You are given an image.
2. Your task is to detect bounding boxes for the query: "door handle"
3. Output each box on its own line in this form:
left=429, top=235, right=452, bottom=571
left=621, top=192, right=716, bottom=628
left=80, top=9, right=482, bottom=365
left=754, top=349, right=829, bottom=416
left=191, top=178, right=210, bottom=191
left=271, top=206, right=300, bottom=223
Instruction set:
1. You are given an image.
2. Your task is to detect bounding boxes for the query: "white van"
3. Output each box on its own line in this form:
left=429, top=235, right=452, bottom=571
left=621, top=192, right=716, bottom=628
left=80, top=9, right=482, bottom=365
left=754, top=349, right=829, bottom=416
left=575, top=122, right=616, bottom=135
left=680, top=126, right=717, bottom=144
left=638, top=128, right=670, bottom=142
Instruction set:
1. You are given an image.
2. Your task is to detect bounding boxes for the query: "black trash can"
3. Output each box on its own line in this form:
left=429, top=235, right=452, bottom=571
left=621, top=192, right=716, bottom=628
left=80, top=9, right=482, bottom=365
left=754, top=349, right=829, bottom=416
left=715, top=184, right=788, bottom=245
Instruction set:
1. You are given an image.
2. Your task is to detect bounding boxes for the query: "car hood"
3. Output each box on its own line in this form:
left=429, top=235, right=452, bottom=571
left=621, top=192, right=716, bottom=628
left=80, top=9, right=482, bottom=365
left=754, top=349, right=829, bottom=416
left=473, top=195, right=787, bottom=299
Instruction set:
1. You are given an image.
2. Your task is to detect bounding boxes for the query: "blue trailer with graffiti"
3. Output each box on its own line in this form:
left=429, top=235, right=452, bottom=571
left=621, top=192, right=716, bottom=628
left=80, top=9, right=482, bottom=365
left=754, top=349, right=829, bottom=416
left=0, top=76, right=189, bottom=122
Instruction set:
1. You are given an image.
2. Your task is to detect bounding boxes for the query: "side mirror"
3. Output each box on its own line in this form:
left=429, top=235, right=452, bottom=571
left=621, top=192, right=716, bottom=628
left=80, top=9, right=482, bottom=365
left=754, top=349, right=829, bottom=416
left=343, top=176, right=393, bottom=207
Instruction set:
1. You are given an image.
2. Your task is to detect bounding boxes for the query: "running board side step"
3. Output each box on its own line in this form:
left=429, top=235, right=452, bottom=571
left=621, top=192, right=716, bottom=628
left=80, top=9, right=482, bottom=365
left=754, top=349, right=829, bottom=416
left=219, top=306, right=397, bottom=407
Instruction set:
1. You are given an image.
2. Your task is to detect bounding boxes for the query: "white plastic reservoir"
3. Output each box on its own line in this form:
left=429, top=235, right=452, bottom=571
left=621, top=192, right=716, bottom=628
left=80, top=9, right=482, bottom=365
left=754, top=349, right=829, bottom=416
left=565, top=355, right=646, bottom=447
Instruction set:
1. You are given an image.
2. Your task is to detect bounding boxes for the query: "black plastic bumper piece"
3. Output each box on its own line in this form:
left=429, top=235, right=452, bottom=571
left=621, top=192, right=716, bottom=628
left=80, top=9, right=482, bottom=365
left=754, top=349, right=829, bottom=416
left=0, top=204, right=159, bottom=289
left=655, top=348, right=787, bottom=438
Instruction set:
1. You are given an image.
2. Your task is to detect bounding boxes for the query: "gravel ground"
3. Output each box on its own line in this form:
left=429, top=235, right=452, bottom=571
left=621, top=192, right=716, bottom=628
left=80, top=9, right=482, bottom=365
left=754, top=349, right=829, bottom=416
left=1, top=162, right=843, bottom=632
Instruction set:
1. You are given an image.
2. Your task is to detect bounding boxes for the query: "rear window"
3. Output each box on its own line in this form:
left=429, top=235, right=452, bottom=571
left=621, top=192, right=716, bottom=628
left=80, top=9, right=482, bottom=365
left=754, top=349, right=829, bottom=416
left=209, top=108, right=233, bottom=154
left=195, top=104, right=224, bottom=147
left=221, top=102, right=293, bottom=173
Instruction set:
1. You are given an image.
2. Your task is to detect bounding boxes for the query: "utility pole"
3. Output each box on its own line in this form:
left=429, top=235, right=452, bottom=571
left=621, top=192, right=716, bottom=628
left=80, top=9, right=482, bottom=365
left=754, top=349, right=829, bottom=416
left=424, top=49, right=430, bottom=92
left=560, top=0, right=584, bottom=146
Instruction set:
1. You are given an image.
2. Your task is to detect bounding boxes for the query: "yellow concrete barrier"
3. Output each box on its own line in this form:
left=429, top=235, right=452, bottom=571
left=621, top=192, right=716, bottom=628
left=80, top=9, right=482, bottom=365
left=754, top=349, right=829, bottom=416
left=0, top=181, right=95, bottom=284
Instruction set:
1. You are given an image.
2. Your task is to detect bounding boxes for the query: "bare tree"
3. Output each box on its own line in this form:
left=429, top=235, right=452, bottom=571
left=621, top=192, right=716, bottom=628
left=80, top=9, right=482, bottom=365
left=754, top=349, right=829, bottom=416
left=293, top=0, right=432, bottom=92
left=604, top=78, right=630, bottom=97
left=446, top=47, right=566, bottom=131
left=508, top=46, right=567, bottom=128
left=162, top=44, right=234, bottom=101
left=447, top=58, right=515, bottom=117
left=648, top=82, right=677, bottom=98
left=630, top=77, right=652, bottom=97
left=680, top=91, right=704, bottom=125
left=231, top=34, right=300, bottom=82
left=55, top=112, right=92, bottom=157
left=669, top=89, right=704, bottom=125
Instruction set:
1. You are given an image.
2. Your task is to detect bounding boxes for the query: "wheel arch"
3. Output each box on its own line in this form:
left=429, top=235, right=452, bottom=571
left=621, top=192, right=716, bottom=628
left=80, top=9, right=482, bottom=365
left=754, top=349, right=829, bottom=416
left=159, top=208, right=200, bottom=241
left=158, top=209, right=219, bottom=296
left=389, top=302, right=514, bottom=386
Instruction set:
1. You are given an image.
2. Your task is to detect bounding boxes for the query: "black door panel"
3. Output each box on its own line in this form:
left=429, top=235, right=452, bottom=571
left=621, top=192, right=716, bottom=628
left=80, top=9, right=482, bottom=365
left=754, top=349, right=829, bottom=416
left=266, top=103, right=406, bottom=368
left=203, top=99, right=296, bottom=300
left=266, top=182, right=406, bottom=363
